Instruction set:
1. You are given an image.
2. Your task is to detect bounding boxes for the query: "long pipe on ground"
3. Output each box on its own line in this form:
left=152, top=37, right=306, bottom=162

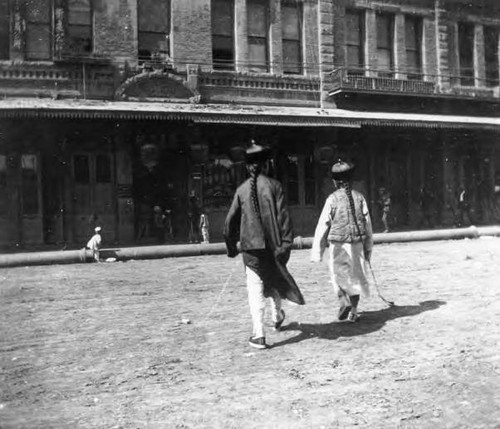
left=1, top=225, right=499, bottom=269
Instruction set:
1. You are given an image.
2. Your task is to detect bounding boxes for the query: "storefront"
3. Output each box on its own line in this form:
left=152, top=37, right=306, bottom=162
left=1, top=99, right=500, bottom=249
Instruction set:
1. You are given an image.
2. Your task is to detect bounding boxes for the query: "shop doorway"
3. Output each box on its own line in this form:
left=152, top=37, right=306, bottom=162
left=69, top=152, right=116, bottom=245
left=0, top=153, right=43, bottom=247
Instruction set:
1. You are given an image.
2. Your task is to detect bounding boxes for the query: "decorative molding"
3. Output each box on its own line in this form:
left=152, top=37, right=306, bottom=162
left=115, top=71, right=201, bottom=103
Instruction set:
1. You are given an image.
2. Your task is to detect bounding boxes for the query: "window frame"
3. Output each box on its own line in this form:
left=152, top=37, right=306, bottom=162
left=247, top=0, right=269, bottom=73
left=376, top=12, right=395, bottom=78
left=138, top=0, right=171, bottom=63
left=281, top=1, right=303, bottom=75
left=25, top=0, right=53, bottom=60
left=211, top=0, right=235, bottom=71
left=67, top=0, right=94, bottom=56
left=458, top=21, right=475, bottom=86
left=405, top=15, right=423, bottom=80
left=484, top=25, right=499, bottom=87
left=345, top=9, right=365, bottom=76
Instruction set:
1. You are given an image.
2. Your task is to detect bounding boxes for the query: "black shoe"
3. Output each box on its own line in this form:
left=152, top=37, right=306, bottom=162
left=274, top=310, right=286, bottom=331
left=338, top=304, right=352, bottom=321
left=248, top=336, right=267, bottom=349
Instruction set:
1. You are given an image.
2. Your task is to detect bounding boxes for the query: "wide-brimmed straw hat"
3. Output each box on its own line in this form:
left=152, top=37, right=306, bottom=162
left=245, top=139, right=272, bottom=163
left=331, top=158, right=355, bottom=179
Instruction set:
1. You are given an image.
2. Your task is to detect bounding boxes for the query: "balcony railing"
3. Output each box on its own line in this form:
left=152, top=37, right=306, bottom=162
left=328, top=67, right=500, bottom=100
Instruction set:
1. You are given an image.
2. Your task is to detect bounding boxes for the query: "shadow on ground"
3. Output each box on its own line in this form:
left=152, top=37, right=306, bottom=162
left=273, top=300, right=446, bottom=348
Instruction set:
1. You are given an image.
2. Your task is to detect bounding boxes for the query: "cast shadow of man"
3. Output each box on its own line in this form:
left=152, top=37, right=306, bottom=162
left=272, top=300, right=446, bottom=348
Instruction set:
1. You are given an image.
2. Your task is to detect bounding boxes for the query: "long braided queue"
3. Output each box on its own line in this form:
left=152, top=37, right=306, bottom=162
left=341, top=179, right=395, bottom=307
left=248, top=163, right=262, bottom=221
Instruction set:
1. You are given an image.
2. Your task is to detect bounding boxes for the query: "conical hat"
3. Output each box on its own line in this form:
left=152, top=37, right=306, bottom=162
left=331, top=159, right=355, bottom=178
left=245, top=139, right=272, bottom=163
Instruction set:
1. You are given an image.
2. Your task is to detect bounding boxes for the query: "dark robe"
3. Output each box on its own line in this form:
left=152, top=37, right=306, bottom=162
left=224, top=174, right=305, bottom=305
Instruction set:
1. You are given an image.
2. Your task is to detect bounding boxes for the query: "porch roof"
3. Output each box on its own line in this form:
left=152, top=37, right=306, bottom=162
left=1, top=98, right=499, bottom=130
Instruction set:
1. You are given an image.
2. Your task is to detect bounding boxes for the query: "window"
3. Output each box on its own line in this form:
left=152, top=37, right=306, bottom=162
left=74, top=155, right=90, bottom=184
left=21, top=154, right=39, bottom=215
left=458, top=22, right=475, bottom=86
left=376, top=13, right=394, bottom=77
left=212, top=0, right=234, bottom=70
left=282, top=2, right=302, bottom=75
left=484, top=26, right=499, bottom=87
left=0, top=0, right=9, bottom=59
left=405, top=16, right=422, bottom=80
left=68, top=0, right=93, bottom=55
left=345, top=9, right=364, bottom=74
left=25, top=0, right=52, bottom=60
left=248, top=0, right=269, bottom=72
left=138, top=0, right=170, bottom=62
left=96, top=154, right=111, bottom=183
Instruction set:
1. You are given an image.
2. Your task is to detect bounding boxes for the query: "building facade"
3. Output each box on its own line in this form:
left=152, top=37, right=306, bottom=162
left=0, top=0, right=499, bottom=249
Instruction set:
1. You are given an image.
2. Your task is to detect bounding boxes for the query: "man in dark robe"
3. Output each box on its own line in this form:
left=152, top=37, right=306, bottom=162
left=224, top=141, right=305, bottom=349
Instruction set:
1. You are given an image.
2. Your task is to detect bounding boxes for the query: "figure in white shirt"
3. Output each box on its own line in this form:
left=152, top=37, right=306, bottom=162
left=86, top=226, right=102, bottom=262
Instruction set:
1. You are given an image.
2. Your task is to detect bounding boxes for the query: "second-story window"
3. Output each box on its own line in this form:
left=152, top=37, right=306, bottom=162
left=248, top=0, right=269, bottom=73
left=484, top=26, right=499, bottom=87
left=212, top=0, right=234, bottom=70
left=282, top=1, right=302, bottom=75
left=68, top=0, right=93, bottom=55
left=405, top=15, right=422, bottom=80
left=0, top=0, right=9, bottom=59
left=345, top=9, right=364, bottom=75
left=458, top=22, right=475, bottom=86
left=376, top=13, right=394, bottom=77
left=138, top=0, right=170, bottom=63
left=25, top=0, right=52, bottom=60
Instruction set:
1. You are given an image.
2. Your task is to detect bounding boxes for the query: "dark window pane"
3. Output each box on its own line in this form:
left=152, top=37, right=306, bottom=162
left=74, top=155, right=90, bottom=184
left=283, top=40, right=301, bottom=74
left=68, top=0, right=92, bottom=54
left=0, top=155, right=6, bottom=215
left=96, top=154, right=111, bottom=183
left=248, top=0, right=267, bottom=37
left=484, top=26, right=499, bottom=87
left=25, top=0, right=52, bottom=60
left=0, top=0, right=9, bottom=59
left=212, top=0, right=234, bottom=70
left=282, top=3, right=302, bottom=74
left=377, top=14, right=392, bottom=48
left=458, top=22, right=474, bottom=85
left=21, top=155, right=38, bottom=215
left=249, top=38, right=268, bottom=72
left=138, top=0, right=170, bottom=60
left=405, top=16, right=422, bottom=79
left=212, top=0, right=233, bottom=36
left=282, top=4, right=300, bottom=40
left=345, top=9, right=364, bottom=71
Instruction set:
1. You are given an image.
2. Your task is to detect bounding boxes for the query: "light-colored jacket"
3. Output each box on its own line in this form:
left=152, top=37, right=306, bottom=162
left=311, top=188, right=373, bottom=261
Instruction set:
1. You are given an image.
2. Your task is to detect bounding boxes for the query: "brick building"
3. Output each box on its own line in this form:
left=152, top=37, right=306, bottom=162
left=0, top=0, right=499, bottom=249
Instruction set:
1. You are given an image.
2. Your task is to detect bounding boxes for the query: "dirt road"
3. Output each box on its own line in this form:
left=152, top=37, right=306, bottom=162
left=1, top=238, right=500, bottom=428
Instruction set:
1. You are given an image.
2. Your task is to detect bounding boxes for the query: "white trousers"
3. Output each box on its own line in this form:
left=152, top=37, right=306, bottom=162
left=246, top=266, right=282, bottom=339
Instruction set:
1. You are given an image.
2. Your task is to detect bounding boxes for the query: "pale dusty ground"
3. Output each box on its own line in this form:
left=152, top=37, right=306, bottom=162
left=1, top=237, right=500, bottom=429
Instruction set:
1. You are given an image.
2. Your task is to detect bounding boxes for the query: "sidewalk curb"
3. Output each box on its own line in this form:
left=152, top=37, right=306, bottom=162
left=1, top=226, right=499, bottom=268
